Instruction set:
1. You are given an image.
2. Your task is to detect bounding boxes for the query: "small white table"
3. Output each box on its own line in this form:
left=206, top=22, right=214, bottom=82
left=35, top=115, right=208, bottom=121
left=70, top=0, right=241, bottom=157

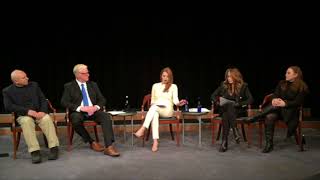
left=108, top=111, right=137, bottom=148
left=182, top=111, right=209, bottom=147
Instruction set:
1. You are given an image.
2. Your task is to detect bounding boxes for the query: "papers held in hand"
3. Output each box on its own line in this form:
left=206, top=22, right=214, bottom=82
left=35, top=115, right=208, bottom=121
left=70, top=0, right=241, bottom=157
left=219, top=97, right=235, bottom=106
left=155, top=100, right=167, bottom=108
left=107, top=111, right=125, bottom=115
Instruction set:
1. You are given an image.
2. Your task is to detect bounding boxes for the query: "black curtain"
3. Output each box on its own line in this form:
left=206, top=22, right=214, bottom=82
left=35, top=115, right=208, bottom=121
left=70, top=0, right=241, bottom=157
left=1, top=16, right=317, bottom=116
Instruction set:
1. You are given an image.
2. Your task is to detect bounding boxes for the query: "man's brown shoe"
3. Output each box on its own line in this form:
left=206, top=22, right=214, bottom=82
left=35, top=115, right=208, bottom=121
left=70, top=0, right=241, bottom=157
left=104, top=146, right=120, bottom=157
left=90, top=141, right=104, bottom=152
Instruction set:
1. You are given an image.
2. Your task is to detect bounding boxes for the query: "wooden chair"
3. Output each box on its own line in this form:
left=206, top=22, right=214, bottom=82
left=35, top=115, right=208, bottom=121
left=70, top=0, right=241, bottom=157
left=11, top=99, right=57, bottom=159
left=211, top=97, right=259, bottom=147
left=141, top=94, right=181, bottom=146
left=65, top=107, right=105, bottom=151
left=258, top=94, right=304, bottom=151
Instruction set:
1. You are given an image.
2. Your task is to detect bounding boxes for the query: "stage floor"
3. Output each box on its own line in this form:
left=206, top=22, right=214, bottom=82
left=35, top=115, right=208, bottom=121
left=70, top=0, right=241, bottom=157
left=1, top=128, right=320, bottom=180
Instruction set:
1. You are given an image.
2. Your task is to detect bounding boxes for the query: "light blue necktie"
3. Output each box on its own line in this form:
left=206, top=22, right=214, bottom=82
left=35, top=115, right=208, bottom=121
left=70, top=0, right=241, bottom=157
left=81, top=84, right=89, bottom=106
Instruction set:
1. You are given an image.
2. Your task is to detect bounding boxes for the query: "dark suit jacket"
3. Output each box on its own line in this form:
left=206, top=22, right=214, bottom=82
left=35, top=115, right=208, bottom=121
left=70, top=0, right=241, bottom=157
left=61, top=80, right=106, bottom=112
left=2, top=81, right=48, bottom=116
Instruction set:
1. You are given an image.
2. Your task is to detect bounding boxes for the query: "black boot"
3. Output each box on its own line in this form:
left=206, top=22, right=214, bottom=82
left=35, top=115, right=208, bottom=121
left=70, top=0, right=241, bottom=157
left=48, top=146, right=59, bottom=160
left=31, top=150, right=42, bottom=164
left=245, top=105, right=277, bottom=123
left=232, top=127, right=240, bottom=144
left=262, top=123, right=274, bottom=153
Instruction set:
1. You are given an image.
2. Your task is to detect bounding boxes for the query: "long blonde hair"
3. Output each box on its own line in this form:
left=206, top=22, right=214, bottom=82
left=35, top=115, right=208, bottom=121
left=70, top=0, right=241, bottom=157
left=223, top=68, right=244, bottom=96
left=160, top=67, right=173, bottom=92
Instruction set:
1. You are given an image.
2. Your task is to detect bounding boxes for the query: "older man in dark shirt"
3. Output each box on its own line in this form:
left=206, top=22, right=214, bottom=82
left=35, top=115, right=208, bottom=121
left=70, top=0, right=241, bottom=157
left=2, top=70, right=59, bottom=163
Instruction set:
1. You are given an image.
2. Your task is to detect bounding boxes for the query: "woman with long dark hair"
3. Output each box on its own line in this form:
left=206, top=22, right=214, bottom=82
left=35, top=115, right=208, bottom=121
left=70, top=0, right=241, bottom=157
left=211, top=68, right=253, bottom=152
left=246, top=66, right=308, bottom=153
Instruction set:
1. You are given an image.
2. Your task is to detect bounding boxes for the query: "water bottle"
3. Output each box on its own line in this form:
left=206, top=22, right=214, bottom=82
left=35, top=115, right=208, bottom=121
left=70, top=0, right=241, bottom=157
left=184, top=97, right=189, bottom=112
left=197, top=97, right=202, bottom=113
left=124, top=95, right=129, bottom=111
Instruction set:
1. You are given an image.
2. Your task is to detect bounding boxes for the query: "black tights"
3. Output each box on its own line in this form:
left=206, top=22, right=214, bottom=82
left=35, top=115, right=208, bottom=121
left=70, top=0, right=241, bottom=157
left=265, top=112, right=299, bottom=138
left=221, top=103, right=238, bottom=137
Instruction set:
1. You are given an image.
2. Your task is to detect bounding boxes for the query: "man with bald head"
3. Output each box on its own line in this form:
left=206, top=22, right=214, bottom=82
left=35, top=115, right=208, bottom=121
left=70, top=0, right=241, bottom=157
left=61, top=64, right=120, bottom=157
left=2, top=70, right=59, bottom=163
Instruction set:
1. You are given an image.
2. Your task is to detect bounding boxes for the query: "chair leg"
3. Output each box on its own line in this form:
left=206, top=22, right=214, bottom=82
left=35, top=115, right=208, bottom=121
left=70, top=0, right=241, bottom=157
left=16, top=132, right=21, bottom=151
left=94, top=126, right=99, bottom=142
left=259, top=122, right=263, bottom=148
left=241, top=124, right=247, bottom=142
left=294, top=131, right=299, bottom=145
left=13, top=130, right=17, bottom=159
left=216, top=124, right=222, bottom=141
left=71, top=128, right=74, bottom=144
left=169, top=124, right=175, bottom=141
left=146, top=128, right=151, bottom=141
left=246, top=124, right=251, bottom=148
left=212, top=121, right=215, bottom=145
left=142, top=133, right=146, bottom=147
left=176, top=122, right=180, bottom=146
left=67, top=124, right=72, bottom=151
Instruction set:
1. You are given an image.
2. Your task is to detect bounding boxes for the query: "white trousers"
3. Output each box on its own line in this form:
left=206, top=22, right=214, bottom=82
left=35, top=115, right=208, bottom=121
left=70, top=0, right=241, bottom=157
left=142, top=105, right=173, bottom=139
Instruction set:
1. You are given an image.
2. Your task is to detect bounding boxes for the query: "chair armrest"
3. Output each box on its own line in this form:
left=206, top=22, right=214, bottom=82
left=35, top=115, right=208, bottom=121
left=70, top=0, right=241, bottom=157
left=299, top=106, right=303, bottom=122
left=65, top=108, right=70, bottom=124
left=11, top=112, right=16, bottom=129
left=140, top=106, right=145, bottom=119
left=47, top=99, right=56, bottom=113
left=50, top=112, right=58, bottom=127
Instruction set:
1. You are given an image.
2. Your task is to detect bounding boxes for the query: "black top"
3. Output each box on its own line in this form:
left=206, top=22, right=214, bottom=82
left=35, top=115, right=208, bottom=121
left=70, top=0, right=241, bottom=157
left=272, top=80, right=306, bottom=108
left=2, top=81, right=48, bottom=116
left=210, top=82, right=254, bottom=107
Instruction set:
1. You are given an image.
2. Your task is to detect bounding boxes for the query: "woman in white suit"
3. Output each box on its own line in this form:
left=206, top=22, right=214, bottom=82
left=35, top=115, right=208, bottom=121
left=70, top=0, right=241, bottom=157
left=134, top=67, right=186, bottom=152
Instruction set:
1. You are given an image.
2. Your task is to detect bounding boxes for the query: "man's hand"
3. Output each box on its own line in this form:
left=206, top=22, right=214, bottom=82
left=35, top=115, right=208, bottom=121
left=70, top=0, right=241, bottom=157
left=80, top=106, right=98, bottom=116
left=36, top=112, right=46, bottom=119
left=80, top=106, right=90, bottom=112
left=27, top=110, right=47, bottom=120
left=27, top=110, right=38, bottom=118
left=87, top=106, right=98, bottom=116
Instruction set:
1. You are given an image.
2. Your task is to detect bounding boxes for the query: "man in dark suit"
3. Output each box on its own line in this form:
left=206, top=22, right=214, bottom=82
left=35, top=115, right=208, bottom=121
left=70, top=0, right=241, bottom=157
left=61, top=64, right=120, bottom=157
left=2, top=70, right=59, bottom=163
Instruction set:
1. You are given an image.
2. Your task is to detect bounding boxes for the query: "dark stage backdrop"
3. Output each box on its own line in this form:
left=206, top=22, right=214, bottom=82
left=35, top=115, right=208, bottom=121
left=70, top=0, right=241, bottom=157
left=1, top=16, right=317, bottom=116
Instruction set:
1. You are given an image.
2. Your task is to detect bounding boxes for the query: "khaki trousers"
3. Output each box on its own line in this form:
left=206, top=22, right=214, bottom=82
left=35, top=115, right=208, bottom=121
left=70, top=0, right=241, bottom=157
left=17, top=114, right=59, bottom=153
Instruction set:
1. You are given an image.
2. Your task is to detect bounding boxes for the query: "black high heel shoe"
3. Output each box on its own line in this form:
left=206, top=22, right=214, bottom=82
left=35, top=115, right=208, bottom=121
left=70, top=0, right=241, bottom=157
left=219, top=139, right=228, bottom=152
left=232, top=127, right=241, bottom=144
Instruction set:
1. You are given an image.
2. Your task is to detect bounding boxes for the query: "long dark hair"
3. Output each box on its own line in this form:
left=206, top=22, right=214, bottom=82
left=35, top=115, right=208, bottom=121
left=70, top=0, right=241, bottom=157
left=280, top=66, right=308, bottom=93
left=223, top=68, right=244, bottom=96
